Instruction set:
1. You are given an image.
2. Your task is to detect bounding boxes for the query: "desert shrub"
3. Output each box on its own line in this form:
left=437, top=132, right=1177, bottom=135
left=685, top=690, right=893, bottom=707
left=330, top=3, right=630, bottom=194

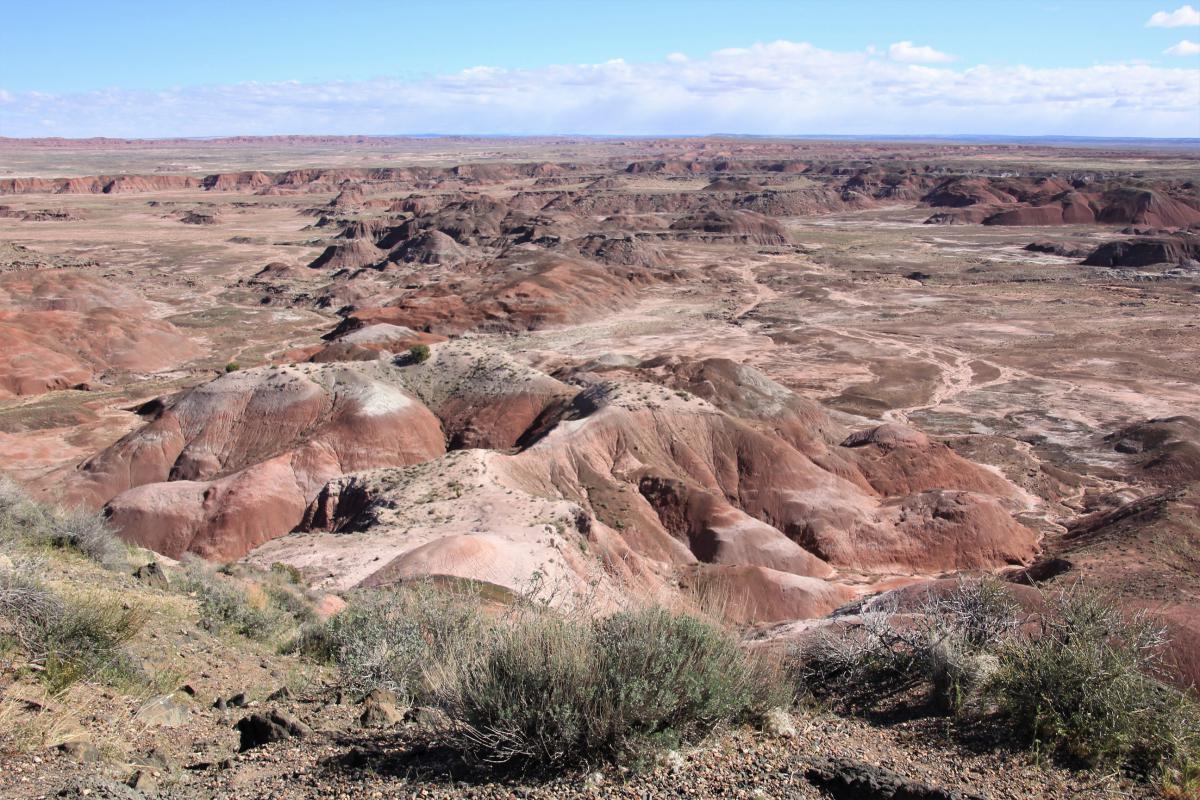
left=449, top=608, right=596, bottom=766
left=0, top=477, right=48, bottom=545
left=290, top=619, right=337, bottom=663
left=263, top=580, right=317, bottom=626
left=989, top=587, right=1200, bottom=777
left=40, top=508, right=127, bottom=570
left=325, top=581, right=486, bottom=701
left=0, top=477, right=126, bottom=570
left=408, top=343, right=431, bottom=364
left=799, top=578, right=1018, bottom=714
left=0, top=564, right=146, bottom=691
left=270, top=561, right=303, bottom=584
left=591, top=607, right=778, bottom=756
left=799, top=579, right=1200, bottom=782
left=224, top=361, right=240, bottom=372
left=447, top=604, right=786, bottom=769
left=180, top=563, right=295, bottom=645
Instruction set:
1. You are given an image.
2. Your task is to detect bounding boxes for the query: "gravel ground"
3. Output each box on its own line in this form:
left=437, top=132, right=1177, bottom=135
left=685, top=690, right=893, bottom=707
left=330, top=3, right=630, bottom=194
left=3, top=693, right=1157, bottom=800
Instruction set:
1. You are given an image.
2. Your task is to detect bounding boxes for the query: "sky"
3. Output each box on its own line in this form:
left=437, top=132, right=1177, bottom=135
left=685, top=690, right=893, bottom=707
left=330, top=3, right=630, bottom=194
left=0, top=0, right=1198, bottom=138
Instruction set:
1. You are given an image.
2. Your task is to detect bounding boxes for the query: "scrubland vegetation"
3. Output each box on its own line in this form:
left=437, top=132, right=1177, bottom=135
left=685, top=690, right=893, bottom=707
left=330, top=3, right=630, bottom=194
left=0, top=478, right=1195, bottom=794
left=797, top=579, right=1200, bottom=792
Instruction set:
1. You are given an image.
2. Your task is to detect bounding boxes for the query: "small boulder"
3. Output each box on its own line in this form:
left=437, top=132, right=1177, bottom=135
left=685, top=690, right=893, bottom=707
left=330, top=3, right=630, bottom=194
left=134, top=694, right=189, bottom=728
left=132, top=562, right=168, bottom=590
left=58, top=740, right=101, bottom=763
left=126, top=770, right=157, bottom=793
left=762, top=707, right=798, bottom=739
left=266, top=686, right=291, bottom=702
left=234, top=710, right=311, bottom=751
left=359, top=688, right=404, bottom=728
left=805, top=757, right=987, bottom=800
left=139, top=746, right=173, bottom=772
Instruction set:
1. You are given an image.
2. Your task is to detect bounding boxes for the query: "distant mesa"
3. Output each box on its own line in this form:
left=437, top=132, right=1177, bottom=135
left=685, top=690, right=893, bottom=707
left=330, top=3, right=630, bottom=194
left=669, top=209, right=793, bottom=246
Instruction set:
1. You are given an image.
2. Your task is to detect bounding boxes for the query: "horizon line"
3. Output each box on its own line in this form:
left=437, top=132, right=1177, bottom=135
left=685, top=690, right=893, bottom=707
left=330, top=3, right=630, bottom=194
left=4, top=132, right=1200, bottom=145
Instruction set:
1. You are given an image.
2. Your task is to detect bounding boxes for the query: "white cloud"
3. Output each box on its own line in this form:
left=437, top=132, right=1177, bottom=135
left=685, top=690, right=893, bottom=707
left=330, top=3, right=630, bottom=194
left=1, top=40, right=1198, bottom=138
left=1165, top=39, right=1200, bottom=54
left=888, top=41, right=956, bottom=63
left=1147, top=5, right=1200, bottom=26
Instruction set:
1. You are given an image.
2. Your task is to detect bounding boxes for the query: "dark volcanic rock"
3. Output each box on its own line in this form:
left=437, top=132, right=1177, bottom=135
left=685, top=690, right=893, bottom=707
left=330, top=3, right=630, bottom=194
left=132, top=561, right=168, bottom=589
left=234, top=710, right=311, bottom=750
left=805, top=757, right=987, bottom=800
left=1024, top=241, right=1090, bottom=258
left=1082, top=235, right=1200, bottom=268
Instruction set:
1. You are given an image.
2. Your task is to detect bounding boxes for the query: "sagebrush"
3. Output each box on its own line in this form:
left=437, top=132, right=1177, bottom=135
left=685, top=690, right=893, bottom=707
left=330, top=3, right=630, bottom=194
left=0, top=562, right=146, bottom=691
left=798, top=579, right=1200, bottom=782
left=445, top=604, right=789, bottom=768
left=0, top=476, right=126, bottom=569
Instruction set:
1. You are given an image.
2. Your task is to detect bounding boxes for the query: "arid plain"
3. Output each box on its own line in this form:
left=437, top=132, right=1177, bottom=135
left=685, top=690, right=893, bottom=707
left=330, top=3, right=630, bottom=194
left=1, top=135, right=1198, bottom=798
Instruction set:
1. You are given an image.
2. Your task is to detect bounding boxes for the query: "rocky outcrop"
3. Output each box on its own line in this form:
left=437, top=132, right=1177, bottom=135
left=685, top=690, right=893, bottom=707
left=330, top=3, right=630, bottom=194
left=387, top=230, right=468, bottom=265
left=331, top=250, right=657, bottom=336
left=1024, top=241, right=1091, bottom=258
left=1082, top=235, right=1200, bottom=267
left=1105, top=415, right=1200, bottom=487
left=308, top=239, right=385, bottom=270
left=805, top=757, right=987, bottom=800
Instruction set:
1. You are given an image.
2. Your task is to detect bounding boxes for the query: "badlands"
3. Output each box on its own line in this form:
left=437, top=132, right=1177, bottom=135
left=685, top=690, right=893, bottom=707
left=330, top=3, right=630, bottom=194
left=1, top=135, right=1198, bottom=797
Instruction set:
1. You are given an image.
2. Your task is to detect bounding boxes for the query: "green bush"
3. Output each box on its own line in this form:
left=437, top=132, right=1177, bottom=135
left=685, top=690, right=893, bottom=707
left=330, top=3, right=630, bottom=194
left=447, top=605, right=787, bottom=769
left=270, top=561, right=304, bottom=584
left=224, top=362, right=240, bottom=373
left=592, top=607, right=774, bottom=753
left=990, top=588, right=1200, bottom=777
left=408, top=344, right=431, bottom=364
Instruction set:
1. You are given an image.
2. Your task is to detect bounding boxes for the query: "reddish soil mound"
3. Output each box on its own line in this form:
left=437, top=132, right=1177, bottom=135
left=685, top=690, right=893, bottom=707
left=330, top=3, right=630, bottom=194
left=0, top=272, right=199, bottom=397
left=254, top=261, right=304, bottom=280
left=201, top=171, right=273, bottom=191
left=702, top=178, right=762, bottom=192
left=388, top=230, right=468, bottom=265
left=568, top=233, right=668, bottom=267
left=681, top=564, right=857, bottom=624
left=331, top=250, right=656, bottom=336
left=308, top=238, right=385, bottom=270
left=1096, top=187, right=1200, bottom=228
left=840, top=423, right=1017, bottom=498
left=923, top=177, right=1200, bottom=228
left=76, top=363, right=446, bottom=559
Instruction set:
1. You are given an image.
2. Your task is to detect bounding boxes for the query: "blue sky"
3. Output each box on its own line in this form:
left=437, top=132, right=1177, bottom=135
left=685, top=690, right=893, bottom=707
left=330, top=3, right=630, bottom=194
left=1, top=0, right=1198, bottom=137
